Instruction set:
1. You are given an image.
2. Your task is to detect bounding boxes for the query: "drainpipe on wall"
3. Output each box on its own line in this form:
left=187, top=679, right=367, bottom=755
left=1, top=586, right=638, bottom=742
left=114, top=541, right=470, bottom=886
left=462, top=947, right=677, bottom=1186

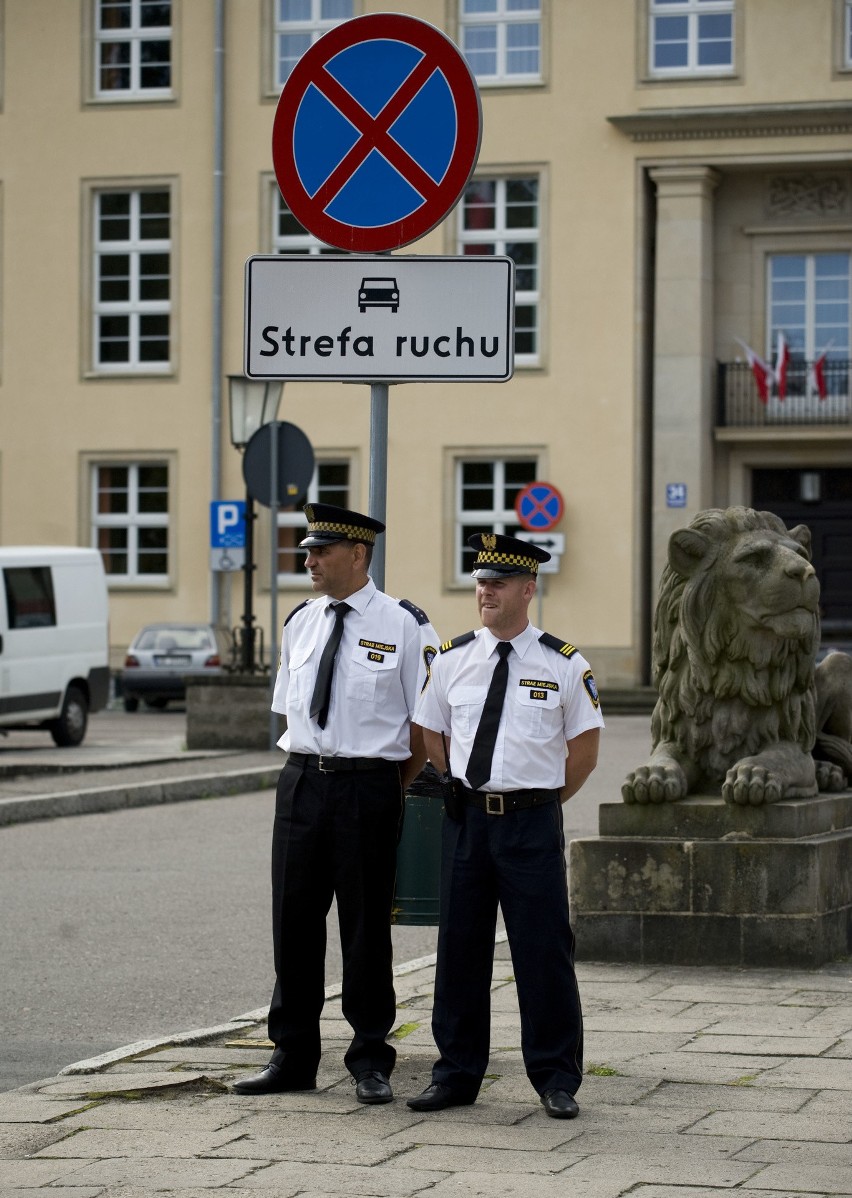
left=210, top=0, right=226, bottom=625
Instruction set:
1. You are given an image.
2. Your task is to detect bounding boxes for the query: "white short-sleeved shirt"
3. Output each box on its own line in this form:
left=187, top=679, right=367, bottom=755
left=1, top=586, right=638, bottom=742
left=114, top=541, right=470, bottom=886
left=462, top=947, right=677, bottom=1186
left=272, top=578, right=439, bottom=760
left=413, top=622, right=604, bottom=791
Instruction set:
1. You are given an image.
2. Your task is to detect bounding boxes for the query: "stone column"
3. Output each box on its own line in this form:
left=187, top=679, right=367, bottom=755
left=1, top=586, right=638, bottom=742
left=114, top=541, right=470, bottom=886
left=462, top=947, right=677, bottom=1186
left=650, top=165, right=721, bottom=592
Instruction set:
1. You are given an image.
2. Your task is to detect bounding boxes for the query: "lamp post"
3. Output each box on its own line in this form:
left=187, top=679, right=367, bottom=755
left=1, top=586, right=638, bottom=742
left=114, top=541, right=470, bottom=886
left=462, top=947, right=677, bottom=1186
left=227, top=375, right=283, bottom=673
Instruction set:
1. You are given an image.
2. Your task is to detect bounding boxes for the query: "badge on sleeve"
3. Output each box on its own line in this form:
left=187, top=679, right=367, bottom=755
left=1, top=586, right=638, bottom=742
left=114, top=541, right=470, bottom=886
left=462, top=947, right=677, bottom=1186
left=421, top=645, right=437, bottom=691
left=582, top=670, right=600, bottom=709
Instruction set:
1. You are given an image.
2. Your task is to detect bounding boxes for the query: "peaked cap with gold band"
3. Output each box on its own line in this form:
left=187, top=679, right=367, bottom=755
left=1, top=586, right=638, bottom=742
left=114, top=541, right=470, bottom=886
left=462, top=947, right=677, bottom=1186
left=468, top=532, right=551, bottom=578
left=299, top=502, right=385, bottom=549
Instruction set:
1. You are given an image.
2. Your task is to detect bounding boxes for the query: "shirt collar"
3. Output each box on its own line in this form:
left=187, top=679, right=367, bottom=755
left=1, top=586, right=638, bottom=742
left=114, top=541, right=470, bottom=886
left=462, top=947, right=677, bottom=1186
left=480, top=622, right=537, bottom=660
left=327, top=577, right=374, bottom=617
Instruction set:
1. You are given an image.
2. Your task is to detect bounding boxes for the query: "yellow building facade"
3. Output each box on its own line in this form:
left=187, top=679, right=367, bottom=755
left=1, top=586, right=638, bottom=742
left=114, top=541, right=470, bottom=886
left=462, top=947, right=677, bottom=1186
left=0, top=0, right=850, bottom=680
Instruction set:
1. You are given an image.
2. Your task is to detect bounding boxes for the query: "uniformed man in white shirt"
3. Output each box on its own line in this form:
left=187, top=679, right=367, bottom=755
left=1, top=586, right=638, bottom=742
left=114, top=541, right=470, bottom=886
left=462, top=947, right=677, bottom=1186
left=233, top=504, right=438, bottom=1105
left=407, top=532, right=603, bottom=1120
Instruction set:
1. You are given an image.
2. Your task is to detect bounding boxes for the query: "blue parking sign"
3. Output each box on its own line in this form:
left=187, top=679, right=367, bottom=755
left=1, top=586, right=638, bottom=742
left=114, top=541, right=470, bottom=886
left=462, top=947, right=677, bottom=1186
left=210, top=501, right=246, bottom=548
left=666, top=484, right=688, bottom=509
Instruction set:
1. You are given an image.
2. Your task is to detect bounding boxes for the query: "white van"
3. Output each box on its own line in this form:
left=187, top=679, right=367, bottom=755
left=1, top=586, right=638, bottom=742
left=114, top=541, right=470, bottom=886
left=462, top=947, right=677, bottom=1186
left=0, top=547, right=110, bottom=746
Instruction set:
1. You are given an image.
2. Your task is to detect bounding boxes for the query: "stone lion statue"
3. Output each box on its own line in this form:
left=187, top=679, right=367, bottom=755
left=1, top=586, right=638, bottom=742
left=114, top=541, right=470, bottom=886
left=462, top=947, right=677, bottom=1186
left=623, top=506, right=824, bottom=806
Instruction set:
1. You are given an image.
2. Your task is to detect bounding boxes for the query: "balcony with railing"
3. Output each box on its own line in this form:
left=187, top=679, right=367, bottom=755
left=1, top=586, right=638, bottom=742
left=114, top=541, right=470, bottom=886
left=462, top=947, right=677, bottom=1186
left=717, top=360, right=851, bottom=429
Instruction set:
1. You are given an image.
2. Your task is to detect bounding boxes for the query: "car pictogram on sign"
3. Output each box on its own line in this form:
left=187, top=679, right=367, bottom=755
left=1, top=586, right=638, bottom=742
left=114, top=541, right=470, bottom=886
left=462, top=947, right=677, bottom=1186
left=358, top=277, right=399, bottom=313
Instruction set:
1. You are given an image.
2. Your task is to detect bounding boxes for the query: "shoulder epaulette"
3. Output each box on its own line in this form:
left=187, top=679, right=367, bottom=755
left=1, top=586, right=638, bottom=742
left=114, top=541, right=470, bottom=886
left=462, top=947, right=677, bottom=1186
left=539, top=632, right=578, bottom=659
left=440, top=630, right=476, bottom=653
left=399, top=598, right=430, bottom=626
left=284, top=599, right=312, bottom=626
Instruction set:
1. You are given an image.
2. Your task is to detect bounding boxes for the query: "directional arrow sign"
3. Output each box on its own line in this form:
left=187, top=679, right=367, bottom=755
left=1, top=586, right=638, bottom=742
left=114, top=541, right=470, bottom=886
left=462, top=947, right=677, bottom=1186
left=271, top=13, right=482, bottom=252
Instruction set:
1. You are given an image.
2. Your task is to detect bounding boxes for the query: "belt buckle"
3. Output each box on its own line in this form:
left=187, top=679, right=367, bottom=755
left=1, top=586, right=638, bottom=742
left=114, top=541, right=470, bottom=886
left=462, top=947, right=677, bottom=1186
left=317, top=755, right=333, bottom=773
left=485, top=792, right=504, bottom=816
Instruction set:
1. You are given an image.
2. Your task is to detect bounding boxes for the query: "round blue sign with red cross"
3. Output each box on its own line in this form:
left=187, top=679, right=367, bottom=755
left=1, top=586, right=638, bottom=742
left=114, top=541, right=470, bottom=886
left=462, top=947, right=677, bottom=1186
left=272, top=13, right=482, bottom=254
left=515, top=482, right=565, bottom=532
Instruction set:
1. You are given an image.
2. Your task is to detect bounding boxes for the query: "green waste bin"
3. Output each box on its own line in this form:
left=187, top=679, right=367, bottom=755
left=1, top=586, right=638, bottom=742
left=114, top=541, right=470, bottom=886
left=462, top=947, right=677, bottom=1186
left=393, top=764, right=444, bottom=926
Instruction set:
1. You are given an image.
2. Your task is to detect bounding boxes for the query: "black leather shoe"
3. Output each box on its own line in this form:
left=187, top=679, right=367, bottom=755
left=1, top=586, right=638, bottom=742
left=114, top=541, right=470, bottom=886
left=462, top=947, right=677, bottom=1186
left=232, top=1062, right=316, bottom=1095
left=541, top=1089, right=579, bottom=1119
left=354, top=1071, right=393, bottom=1104
left=406, top=1083, right=476, bottom=1112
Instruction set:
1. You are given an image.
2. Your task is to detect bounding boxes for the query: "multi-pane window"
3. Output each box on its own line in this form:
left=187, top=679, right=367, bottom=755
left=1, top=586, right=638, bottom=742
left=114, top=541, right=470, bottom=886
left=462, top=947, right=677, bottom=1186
left=95, top=0, right=172, bottom=98
left=456, top=458, right=537, bottom=581
left=650, top=0, right=734, bottom=75
left=273, top=192, right=338, bottom=255
left=92, top=464, right=170, bottom=583
left=459, top=177, right=540, bottom=363
left=459, top=0, right=541, bottom=84
left=275, top=0, right=353, bottom=88
left=768, top=253, right=850, bottom=363
left=845, top=0, right=852, bottom=68
left=276, top=460, right=351, bottom=581
left=94, top=189, right=171, bottom=371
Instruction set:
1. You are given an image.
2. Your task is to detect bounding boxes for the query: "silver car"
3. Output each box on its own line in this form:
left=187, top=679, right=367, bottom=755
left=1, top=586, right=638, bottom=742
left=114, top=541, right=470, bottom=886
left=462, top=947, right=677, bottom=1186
left=120, top=623, right=233, bottom=711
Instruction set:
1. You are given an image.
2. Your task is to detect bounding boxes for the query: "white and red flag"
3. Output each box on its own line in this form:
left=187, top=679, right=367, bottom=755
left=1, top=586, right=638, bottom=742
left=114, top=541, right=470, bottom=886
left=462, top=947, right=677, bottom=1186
left=736, top=339, right=773, bottom=404
left=774, top=332, right=790, bottom=401
left=808, top=344, right=833, bottom=401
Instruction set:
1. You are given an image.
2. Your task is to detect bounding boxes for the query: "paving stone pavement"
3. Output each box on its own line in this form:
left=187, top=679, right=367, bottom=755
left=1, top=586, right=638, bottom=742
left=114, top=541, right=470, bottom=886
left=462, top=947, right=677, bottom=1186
left=1, top=938, right=850, bottom=1197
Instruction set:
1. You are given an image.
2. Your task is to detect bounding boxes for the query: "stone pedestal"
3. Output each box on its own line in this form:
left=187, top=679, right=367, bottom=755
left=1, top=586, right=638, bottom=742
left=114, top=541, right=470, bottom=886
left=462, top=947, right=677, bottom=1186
left=569, top=793, right=852, bottom=967
left=186, top=675, right=285, bottom=750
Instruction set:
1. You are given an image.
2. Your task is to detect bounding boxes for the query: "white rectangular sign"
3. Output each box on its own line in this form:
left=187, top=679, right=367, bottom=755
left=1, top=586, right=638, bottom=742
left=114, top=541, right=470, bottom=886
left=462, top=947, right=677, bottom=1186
left=519, top=532, right=564, bottom=575
left=244, top=255, right=514, bottom=382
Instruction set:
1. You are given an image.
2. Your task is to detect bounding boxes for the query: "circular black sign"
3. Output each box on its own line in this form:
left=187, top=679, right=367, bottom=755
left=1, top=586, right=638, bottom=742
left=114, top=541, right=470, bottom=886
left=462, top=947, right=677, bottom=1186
left=242, top=421, right=315, bottom=509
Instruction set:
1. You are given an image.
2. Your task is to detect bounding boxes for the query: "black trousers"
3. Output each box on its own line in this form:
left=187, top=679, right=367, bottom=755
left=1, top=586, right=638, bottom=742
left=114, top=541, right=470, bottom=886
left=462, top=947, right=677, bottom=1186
left=431, top=799, right=583, bottom=1098
left=267, top=758, right=403, bottom=1079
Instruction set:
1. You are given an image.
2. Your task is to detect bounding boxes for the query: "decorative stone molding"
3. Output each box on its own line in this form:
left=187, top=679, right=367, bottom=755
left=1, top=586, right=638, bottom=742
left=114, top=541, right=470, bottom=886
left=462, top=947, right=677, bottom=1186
left=608, top=102, right=852, bottom=142
left=767, top=173, right=849, bottom=217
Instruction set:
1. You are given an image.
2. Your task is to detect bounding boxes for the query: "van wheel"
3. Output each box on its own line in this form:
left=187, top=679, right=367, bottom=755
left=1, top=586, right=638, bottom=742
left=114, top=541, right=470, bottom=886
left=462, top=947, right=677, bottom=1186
left=123, top=696, right=139, bottom=713
left=50, top=686, right=88, bottom=747
left=145, top=698, right=169, bottom=710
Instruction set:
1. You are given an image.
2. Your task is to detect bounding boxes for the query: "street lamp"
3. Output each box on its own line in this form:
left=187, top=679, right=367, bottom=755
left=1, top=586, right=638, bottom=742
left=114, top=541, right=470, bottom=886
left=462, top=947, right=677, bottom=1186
left=227, top=375, right=283, bottom=673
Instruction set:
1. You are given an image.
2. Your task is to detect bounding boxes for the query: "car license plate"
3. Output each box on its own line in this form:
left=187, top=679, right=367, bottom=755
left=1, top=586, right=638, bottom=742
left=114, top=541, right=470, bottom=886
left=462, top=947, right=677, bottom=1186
left=155, top=654, right=191, bottom=666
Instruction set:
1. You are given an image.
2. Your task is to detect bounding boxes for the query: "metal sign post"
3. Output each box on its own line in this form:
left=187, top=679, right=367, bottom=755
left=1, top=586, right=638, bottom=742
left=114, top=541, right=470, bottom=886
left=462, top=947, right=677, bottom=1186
left=369, top=384, right=389, bottom=590
left=269, top=420, right=279, bottom=749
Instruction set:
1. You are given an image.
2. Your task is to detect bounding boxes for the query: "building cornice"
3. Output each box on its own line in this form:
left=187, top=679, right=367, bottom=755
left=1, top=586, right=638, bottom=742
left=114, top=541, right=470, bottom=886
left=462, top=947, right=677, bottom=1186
left=607, top=101, right=852, bottom=143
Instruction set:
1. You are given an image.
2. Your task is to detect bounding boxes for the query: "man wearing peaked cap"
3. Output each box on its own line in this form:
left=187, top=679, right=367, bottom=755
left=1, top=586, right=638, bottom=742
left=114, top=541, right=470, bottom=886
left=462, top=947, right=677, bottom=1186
left=299, top=502, right=385, bottom=548
left=234, top=503, right=439, bottom=1107
left=408, top=530, right=604, bottom=1120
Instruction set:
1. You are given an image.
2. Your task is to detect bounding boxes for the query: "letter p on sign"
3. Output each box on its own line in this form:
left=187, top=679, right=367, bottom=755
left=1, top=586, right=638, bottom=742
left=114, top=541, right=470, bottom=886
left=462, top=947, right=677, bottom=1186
left=210, top=501, right=246, bottom=549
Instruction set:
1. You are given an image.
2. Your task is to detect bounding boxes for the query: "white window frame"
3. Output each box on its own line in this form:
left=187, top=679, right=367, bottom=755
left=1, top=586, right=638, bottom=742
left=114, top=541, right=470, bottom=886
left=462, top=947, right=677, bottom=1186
left=767, top=251, right=851, bottom=362
left=457, top=175, right=540, bottom=367
left=649, top=0, right=734, bottom=77
left=273, top=189, right=333, bottom=255
left=458, top=0, right=542, bottom=85
left=93, top=187, right=172, bottom=374
left=845, top=0, right=852, bottom=68
left=94, top=0, right=172, bottom=99
left=274, top=0, right=354, bottom=89
left=454, top=455, right=538, bottom=584
left=91, top=461, right=170, bottom=587
left=275, top=458, right=352, bottom=586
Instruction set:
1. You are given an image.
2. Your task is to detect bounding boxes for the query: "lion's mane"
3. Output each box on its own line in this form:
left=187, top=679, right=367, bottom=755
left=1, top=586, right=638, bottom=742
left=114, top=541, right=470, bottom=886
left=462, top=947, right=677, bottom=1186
left=651, top=507, right=819, bottom=785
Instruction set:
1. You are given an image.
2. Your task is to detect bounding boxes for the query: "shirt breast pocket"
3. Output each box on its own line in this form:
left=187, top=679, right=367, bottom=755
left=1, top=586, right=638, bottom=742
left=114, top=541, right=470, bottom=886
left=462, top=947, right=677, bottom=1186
left=515, top=685, right=561, bottom=739
left=447, top=685, right=483, bottom=736
left=345, top=647, right=398, bottom=704
left=287, top=644, right=315, bottom=701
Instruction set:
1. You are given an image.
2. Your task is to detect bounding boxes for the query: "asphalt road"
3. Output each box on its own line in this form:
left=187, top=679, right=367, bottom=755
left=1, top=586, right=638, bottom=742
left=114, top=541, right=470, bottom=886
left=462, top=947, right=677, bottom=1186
left=0, top=711, right=650, bottom=1093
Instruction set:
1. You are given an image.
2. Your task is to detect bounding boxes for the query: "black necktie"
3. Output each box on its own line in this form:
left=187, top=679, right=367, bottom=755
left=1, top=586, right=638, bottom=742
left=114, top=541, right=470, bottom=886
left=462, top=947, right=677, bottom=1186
left=309, top=602, right=351, bottom=729
left=466, top=641, right=513, bottom=791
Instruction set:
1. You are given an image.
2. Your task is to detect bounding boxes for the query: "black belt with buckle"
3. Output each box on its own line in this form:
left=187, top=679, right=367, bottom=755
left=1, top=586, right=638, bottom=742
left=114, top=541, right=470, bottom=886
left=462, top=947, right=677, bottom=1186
left=461, top=786, right=560, bottom=815
left=288, top=752, right=399, bottom=773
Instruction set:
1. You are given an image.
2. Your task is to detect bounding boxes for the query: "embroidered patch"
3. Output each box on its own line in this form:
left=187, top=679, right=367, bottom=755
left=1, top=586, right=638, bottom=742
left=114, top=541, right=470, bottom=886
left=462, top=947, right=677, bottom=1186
left=421, top=645, right=437, bottom=691
left=359, top=639, right=396, bottom=653
left=368, top=651, right=385, bottom=663
left=583, top=670, right=600, bottom=709
left=519, top=678, right=559, bottom=692
left=530, top=690, right=548, bottom=701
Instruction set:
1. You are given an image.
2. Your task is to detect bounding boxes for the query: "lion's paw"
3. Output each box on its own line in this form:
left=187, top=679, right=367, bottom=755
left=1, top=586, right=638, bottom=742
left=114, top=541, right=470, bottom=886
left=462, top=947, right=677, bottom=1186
left=622, top=761, right=688, bottom=805
left=815, top=760, right=846, bottom=792
left=722, top=762, right=783, bottom=806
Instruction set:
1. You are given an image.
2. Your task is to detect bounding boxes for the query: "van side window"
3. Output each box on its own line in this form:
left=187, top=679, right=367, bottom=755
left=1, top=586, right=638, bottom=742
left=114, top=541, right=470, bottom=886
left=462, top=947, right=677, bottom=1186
left=3, top=567, right=57, bottom=629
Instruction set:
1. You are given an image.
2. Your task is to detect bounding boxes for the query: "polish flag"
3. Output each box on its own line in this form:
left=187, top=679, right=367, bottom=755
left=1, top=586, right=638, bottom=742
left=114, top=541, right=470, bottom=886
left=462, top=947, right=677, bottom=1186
left=736, top=339, right=773, bottom=404
left=774, top=332, right=790, bottom=401
left=808, top=344, right=832, bottom=401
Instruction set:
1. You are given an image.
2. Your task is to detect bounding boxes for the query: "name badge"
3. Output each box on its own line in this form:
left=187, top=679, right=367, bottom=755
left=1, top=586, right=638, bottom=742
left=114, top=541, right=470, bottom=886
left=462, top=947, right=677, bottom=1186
left=359, top=638, right=396, bottom=653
